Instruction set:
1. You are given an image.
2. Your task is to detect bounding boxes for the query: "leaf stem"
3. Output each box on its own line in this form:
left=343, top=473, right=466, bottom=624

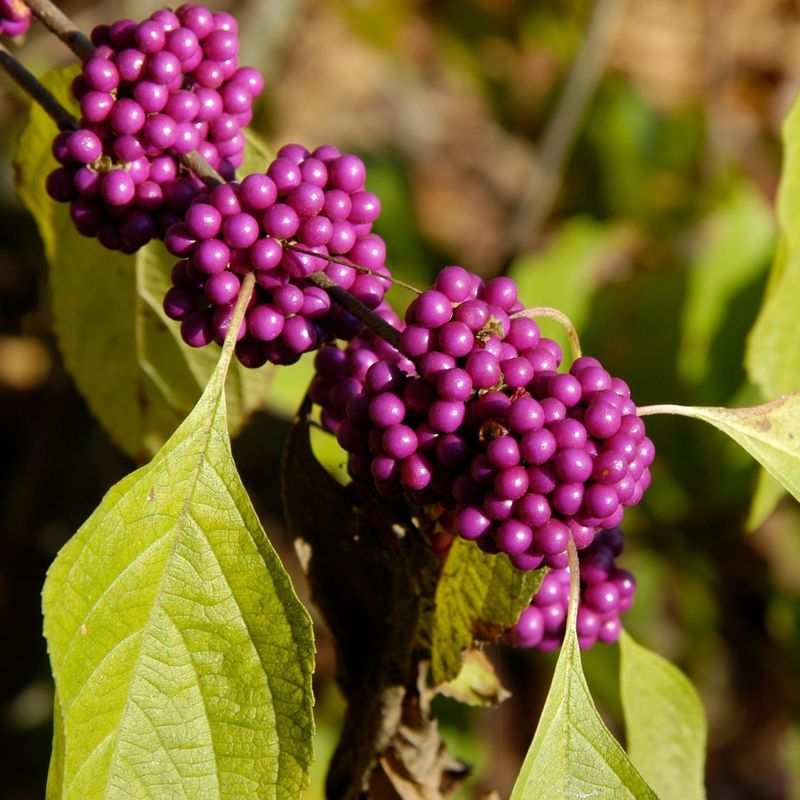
left=636, top=404, right=695, bottom=417
left=0, top=43, right=77, bottom=130
left=22, top=0, right=93, bottom=60
left=566, top=535, right=580, bottom=634
left=218, top=272, right=256, bottom=373
left=511, top=306, right=582, bottom=361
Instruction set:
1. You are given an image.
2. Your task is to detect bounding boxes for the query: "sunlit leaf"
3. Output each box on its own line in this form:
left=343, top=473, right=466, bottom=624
left=431, top=539, right=543, bottom=684
left=510, top=552, right=656, bottom=800
left=619, top=631, right=707, bottom=800
left=46, top=691, right=65, bottom=799
left=42, top=328, right=315, bottom=799
left=744, top=92, right=800, bottom=518
left=641, top=393, right=800, bottom=505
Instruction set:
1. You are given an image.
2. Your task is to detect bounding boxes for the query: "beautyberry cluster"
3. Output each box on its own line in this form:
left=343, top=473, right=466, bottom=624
left=45, top=4, right=263, bottom=252
left=162, top=144, right=388, bottom=364
left=0, top=0, right=31, bottom=37
left=506, top=526, right=636, bottom=651
left=331, top=266, right=654, bottom=570
left=310, top=302, right=411, bottom=434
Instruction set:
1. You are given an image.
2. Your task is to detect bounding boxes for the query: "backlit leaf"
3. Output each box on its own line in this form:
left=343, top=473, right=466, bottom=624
left=620, top=631, right=707, bottom=800
left=640, top=394, right=800, bottom=505
left=431, top=539, right=543, bottom=684
left=510, top=555, right=657, bottom=800
left=42, top=323, right=315, bottom=799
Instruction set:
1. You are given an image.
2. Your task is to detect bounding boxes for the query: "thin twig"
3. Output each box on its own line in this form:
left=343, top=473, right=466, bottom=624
left=287, top=242, right=422, bottom=296
left=566, top=536, right=580, bottom=633
left=220, top=272, right=256, bottom=362
left=504, top=0, right=628, bottom=262
left=0, top=43, right=77, bottom=129
left=23, top=0, right=93, bottom=59
left=305, top=272, right=402, bottom=348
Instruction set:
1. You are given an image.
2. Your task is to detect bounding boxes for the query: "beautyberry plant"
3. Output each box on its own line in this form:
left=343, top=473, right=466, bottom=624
left=4, top=2, right=800, bottom=799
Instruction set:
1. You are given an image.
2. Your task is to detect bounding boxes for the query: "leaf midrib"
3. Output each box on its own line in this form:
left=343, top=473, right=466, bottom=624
left=92, top=383, right=225, bottom=800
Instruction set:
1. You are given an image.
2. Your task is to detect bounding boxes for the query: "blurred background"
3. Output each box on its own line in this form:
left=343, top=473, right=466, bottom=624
left=2, top=0, right=800, bottom=797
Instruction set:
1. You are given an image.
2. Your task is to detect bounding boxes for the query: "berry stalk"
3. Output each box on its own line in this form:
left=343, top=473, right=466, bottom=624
left=511, top=307, right=582, bottom=361
left=219, top=270, right=255, bottom=361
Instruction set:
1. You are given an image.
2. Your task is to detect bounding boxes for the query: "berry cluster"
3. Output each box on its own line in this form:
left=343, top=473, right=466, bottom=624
left=0, top=0, right=30, bottom=38
left=330, top=266, right=653, bottom=568
left=162, top=144, right=388, bottom=364
left=45, top=4, right=263, bottom=252
left=506, top=526, right=636, bottom=651
left=310, top=302, right=411, bottom=433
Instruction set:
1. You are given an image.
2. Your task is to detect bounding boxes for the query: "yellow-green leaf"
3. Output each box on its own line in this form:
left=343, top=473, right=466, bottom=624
left=620, top=631, right=707, bottom=800
left=431, top=538, right=543, bottom=684
left=436, top=649, right=510, bottom=708
left=46, top=691, right=65, bottom=799
left=640, top=393, right=800, bottom=505
left=42, top=329, right=315, bottom=799
left=746, top=90, right=800, bottom=399
left=510, top=553, right=656, bottom=800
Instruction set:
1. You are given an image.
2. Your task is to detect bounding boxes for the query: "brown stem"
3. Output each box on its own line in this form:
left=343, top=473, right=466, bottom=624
left=178, top=149, right=225, bottom=187
left=22, top=0, right=93, bottom=60
left=287, top=242, right=423, bottom=296
left=305, top=272, right=402, bottom=348
left=0, top=43, right=77, bottom=130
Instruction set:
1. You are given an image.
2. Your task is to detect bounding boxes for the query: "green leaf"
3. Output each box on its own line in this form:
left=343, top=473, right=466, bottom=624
left=510, top=563, right=657, bottom=800
left=746, top=90, right=800, bottom=400
left=46, top=691, right=65, bottom=799
left=641, top=393, right=800, bottom=505
left=619, top=632, right=707, bottom=800
left=679, top=179, right=774, bottom=385
left=747, top=469, right=785, bottom=530
left=42, top=329, right=315, bottom=799
left=742, top=92, right=800, bottom=521
left=507, top=217, right=636, bottom=356
left=431, top=539, right=543, bottom=684
left=14, top=67, right=273, bottom=458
